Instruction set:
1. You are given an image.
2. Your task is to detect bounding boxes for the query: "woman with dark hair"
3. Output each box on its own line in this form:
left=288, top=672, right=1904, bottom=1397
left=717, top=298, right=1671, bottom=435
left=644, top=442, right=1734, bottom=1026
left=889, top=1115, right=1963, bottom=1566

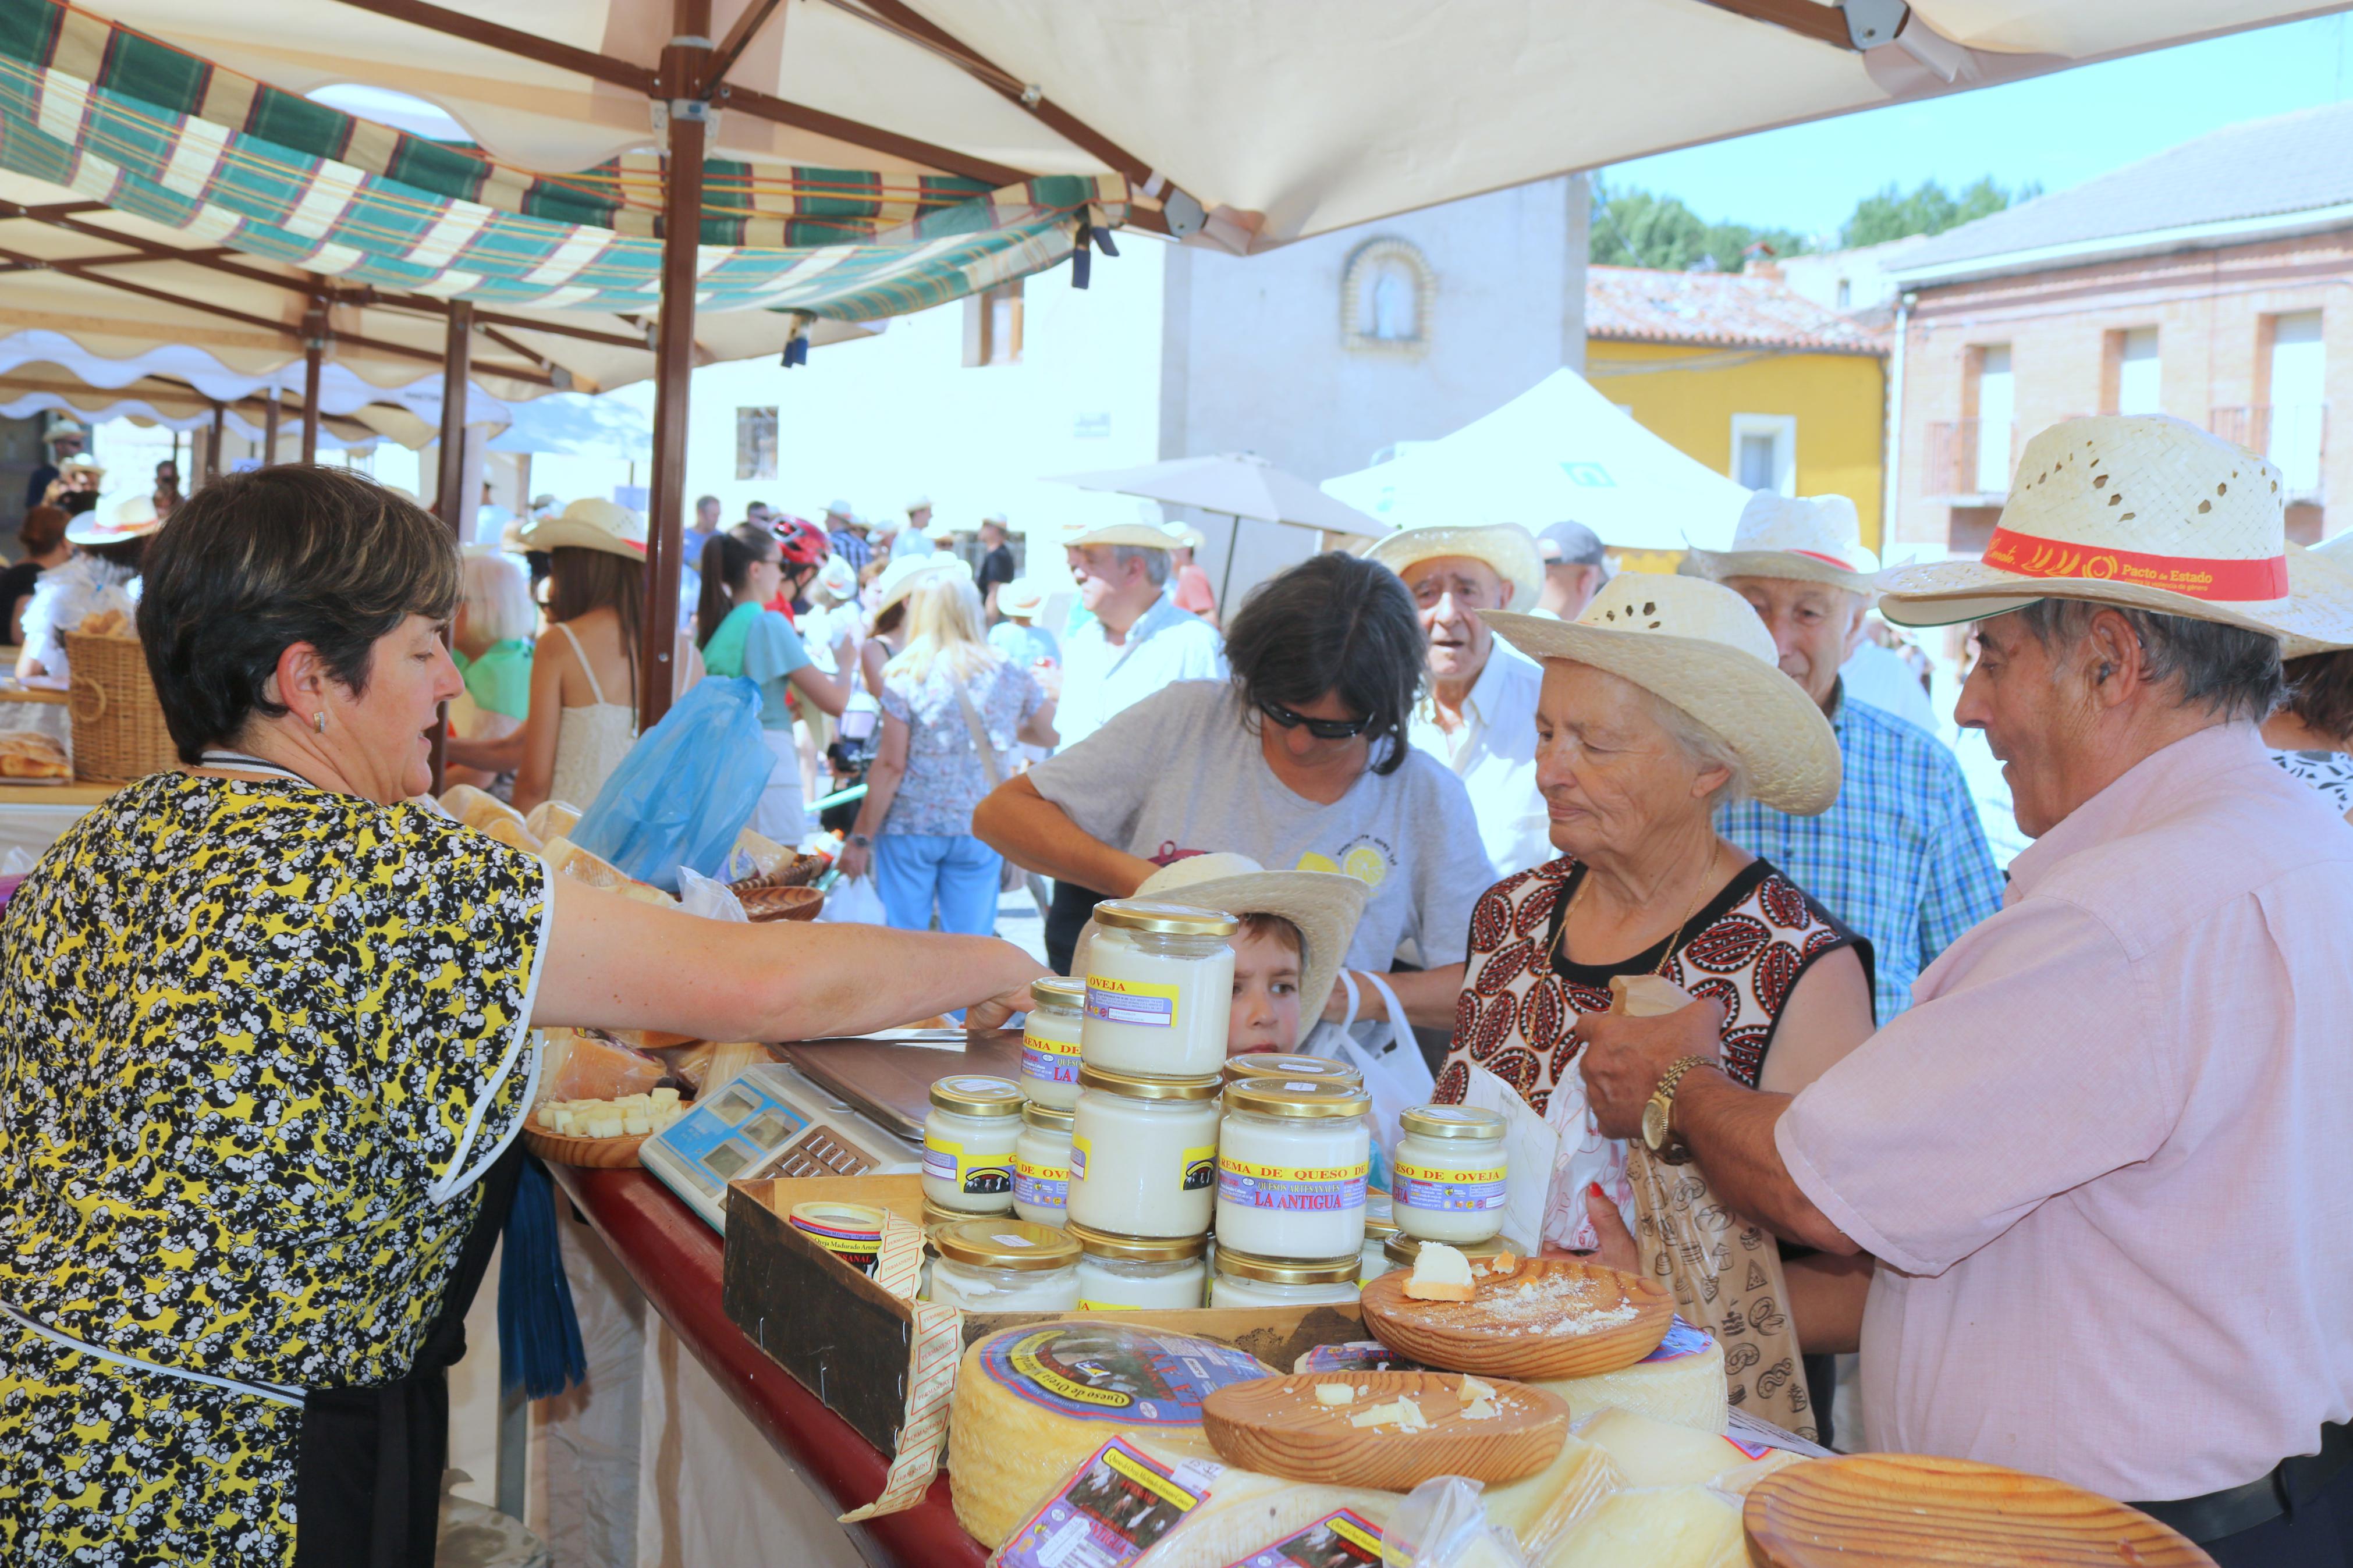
left=14, top=493, right=158, bottom=682
left=974, top=551, right=1488, bottom=1037
left=0, top=465, right=1042, bottom=1565
left=2264, top=648, right=2353, bottom=822
left=0, top=502, right=70, bottom=645
left=697, top=520, right=855, bottom=839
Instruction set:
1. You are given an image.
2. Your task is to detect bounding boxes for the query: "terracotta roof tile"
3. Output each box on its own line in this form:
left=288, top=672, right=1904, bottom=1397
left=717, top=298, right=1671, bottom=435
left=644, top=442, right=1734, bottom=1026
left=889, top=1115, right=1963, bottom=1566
left=1585, top=265, right=1890, bottom=354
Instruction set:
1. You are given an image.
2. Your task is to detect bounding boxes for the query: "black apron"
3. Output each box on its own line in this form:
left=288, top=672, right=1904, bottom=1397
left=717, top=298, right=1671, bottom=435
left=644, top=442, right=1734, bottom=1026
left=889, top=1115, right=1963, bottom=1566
left=293, top=1141, right=524, bottom=1568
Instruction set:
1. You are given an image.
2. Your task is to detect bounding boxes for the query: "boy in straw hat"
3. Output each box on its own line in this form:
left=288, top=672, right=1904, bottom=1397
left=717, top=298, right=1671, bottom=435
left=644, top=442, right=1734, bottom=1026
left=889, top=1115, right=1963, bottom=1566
left=1365, top=521, right=1553, bottom=881
left=1577, top=415, right=2353, bottom=1560
left=1683, top=491, right=2002, bottom=1023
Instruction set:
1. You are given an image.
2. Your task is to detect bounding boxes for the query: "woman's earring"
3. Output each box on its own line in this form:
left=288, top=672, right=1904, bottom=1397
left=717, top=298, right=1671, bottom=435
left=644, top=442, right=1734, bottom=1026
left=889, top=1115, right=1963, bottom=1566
left=312, top=711, right=327, bottom=734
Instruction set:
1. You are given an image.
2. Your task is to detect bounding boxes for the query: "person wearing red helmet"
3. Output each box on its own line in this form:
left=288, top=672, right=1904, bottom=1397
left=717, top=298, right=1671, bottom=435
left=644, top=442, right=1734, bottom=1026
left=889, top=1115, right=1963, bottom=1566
left=698, top=521, right=856, bottom=840
left=763, top=514, right=831, bottom=623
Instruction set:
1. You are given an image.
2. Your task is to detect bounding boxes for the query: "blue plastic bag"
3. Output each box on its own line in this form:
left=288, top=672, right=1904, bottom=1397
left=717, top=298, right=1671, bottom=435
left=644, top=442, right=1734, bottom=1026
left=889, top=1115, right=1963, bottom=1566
left=573, top=675, right=770, bottom=891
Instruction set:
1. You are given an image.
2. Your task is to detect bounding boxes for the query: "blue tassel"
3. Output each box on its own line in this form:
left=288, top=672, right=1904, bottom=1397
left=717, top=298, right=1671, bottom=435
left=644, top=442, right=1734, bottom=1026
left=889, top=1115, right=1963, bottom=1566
left=1071, top=222, right=1092, bottom=289
left=498, top=1157, right=587, bottom=1400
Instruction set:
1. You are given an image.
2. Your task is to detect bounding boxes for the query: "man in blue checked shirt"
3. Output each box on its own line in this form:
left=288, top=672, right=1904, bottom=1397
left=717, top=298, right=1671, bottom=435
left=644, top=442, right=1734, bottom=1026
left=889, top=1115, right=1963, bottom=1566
left=1685, top=492, right=2003, bottom=1022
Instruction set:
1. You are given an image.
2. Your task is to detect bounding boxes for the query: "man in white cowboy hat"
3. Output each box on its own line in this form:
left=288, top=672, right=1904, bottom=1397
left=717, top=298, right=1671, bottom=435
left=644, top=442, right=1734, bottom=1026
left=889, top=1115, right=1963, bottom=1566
left=824, top=497, right=871, bottom=572
left=898, top=495, right=938, bottom=557
left=1531, top=520, right=1610, bottom=621
left=1365, top=521, right=1553, bottom=880
left=974, top=513, right=1017, bottom=621
left=1053, top=518, right=1225, bottom=750
left=1576, top=415, right=2353, bottom=1562
left=1683, top=491, right=2002, bottom=1023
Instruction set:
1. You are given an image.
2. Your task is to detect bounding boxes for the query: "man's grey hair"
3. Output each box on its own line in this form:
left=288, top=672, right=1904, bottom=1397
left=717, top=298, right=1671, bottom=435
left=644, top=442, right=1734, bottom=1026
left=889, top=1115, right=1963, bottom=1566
left=2009, top=599, right=2281, bottom=723
left=1112, top=543, right=1172, bottom=588
left=1638, top=686, right=1753, bottom=812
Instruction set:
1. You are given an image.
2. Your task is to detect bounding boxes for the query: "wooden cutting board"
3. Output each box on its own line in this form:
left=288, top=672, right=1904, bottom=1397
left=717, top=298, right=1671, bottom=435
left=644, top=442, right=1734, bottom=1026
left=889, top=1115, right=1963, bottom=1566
left=1203, top=1371, right=1567, bottom=1491
left=521, top=1126, right=653, bottom=1168
left=1744, top=1454, right=2217, bottom=1567
left=1359, top=1254, right=1672, bottom=1379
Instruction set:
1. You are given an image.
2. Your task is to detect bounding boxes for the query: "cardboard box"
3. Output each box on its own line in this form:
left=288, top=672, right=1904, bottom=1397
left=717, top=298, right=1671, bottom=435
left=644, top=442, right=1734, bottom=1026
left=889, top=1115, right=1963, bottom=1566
left=722, top=1174, right=1371, bottom=1456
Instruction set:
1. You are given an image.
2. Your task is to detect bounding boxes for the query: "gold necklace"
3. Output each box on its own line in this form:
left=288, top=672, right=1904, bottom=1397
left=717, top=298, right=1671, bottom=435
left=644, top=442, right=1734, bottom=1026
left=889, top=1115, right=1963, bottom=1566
left=1557, top=842, right=1725, bottom=977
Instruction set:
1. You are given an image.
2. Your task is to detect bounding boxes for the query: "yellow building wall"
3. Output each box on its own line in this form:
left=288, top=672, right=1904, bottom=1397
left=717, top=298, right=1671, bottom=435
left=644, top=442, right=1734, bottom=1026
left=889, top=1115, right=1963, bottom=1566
left=1584, top=340, right=1887, bottom=556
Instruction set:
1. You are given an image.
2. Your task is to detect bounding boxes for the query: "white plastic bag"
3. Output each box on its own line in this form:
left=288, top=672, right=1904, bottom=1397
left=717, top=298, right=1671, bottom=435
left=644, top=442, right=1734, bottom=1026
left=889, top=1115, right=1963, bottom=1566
left=817, top=873, right=887, bottom=925
left=675, top=865, right=749, bottom=923
left=1380, top=1477, right=1527, bottom=1567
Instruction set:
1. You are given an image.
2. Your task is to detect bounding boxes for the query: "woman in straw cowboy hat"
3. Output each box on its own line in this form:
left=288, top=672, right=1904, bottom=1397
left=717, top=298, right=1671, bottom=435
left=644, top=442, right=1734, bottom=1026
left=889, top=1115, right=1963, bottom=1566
left=1430, top=570, right=1877, bottom=1435
left=2263, top=534, right=2353, bottom=822
left=16, top=492, right=159, bottom=684
left=1574, top=415, right=2353, bottom=1562
left=445, top=497, right=705, bottom=813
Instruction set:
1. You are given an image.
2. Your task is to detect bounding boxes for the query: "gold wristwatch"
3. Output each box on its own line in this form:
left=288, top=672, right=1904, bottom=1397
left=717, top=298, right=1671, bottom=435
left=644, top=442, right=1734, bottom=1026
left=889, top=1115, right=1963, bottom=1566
left=1641, top=1054, right=1715, bottom=1165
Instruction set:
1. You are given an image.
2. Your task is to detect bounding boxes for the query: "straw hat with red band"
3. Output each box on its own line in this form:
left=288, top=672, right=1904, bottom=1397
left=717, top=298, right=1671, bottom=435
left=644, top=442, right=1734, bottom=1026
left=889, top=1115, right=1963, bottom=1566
left=1683, top=491, right=1879, bottom=588
left=517, top=496, right=647, bottom=559
left=1874, top=414, right=2353, bottom=656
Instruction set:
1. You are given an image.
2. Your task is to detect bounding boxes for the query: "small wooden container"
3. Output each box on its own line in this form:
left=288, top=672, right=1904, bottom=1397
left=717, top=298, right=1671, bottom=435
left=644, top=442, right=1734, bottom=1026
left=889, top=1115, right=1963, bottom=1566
left=1359, top=1254, right=1671, bottom=1379
left=1203, top=1370, right=1566, bottom=1490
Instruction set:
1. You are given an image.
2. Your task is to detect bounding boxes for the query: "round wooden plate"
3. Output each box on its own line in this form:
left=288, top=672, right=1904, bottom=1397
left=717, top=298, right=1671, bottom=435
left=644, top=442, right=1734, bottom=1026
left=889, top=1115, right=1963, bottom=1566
left=521, top=1126, right=655, bottom=1168
left=1744, top=1454, right=2217, bottom=1567
left=1202, top=1371, right=1567, bottom=1491
left=1359, top=1254, right=1672, bottom=1379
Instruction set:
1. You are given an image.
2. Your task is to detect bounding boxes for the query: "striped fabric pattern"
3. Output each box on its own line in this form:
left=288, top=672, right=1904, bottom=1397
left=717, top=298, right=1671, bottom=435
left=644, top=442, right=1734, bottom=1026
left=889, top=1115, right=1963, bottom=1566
left=0, top=0, right=1126, bottom=319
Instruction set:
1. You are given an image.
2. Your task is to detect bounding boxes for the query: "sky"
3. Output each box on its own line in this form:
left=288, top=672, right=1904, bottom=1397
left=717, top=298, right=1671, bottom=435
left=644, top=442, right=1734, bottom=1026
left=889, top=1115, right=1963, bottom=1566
left=1603, top=12, right=2353, bottom=242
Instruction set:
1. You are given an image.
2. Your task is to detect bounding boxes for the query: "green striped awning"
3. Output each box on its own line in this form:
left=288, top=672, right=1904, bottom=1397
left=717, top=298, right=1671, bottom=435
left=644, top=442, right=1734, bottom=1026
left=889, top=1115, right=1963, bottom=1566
left=0, top=0, right=1126, bottom=319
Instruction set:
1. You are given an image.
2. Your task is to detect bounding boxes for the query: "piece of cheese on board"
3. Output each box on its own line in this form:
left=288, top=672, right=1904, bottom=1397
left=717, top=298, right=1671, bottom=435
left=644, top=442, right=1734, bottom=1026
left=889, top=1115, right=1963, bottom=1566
left=1530, top=1318, right=1727, bottom=1434
left=1532, top=1484, right=1745, bottom=1568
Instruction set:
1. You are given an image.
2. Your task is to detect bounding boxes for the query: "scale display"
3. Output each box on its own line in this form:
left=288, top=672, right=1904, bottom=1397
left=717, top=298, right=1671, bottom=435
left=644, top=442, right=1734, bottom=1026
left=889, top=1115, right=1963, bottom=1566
left=642, top=1061, right=921, bottom=1231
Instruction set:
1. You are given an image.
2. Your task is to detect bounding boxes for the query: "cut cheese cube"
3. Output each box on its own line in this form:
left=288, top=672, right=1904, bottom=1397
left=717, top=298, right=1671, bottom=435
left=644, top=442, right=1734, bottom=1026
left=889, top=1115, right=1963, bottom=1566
left=1462, top=1394, right=1500, bottom=1421
left=1458, top=1375, right=1496, bottom=1405
left=1404, top=1240, right=1474, bottom=1301
left=1314, top=1384, right=1355, bottom=1407
left=1347, top=1396, right=1428, bottom=1432
left=585, top=1115, right=625, bottom=1139
left=651, top=1087, right=680, bottom=1105
left=623, top=1109, right=651, bottom=1136
left=1532, top=1485, right=1745, bottom=1568
left=1576, top=1406, right=1756, bottom=1488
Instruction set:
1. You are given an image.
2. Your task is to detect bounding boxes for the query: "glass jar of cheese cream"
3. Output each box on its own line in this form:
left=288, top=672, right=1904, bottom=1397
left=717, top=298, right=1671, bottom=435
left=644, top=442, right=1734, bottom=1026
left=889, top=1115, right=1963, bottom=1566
left=1392, top=1105, right=1509, bottom=1243
left=1215, top=1079, right=1372, bottom=1260
left=1220, top=1053, right=1364, bottom=1090
left=1018, top=977, right=1087, bottom=1109
left=1065, top=1064, right=1221, bottom=1238
left=1209, top=1248, right=1361, bottom=1308
left=1359, top=1194, right=1400, bottom=1286
left=1081, top=901, right=1238, bottom=1078
left=922, top=1219, right=1082, bottom=1310
left=922, top=1075, right=1023, bottom=1214
left=1013, top=1100, right=1076, bottom=1225
left=1067, top=1222, right=1210, bottom=1310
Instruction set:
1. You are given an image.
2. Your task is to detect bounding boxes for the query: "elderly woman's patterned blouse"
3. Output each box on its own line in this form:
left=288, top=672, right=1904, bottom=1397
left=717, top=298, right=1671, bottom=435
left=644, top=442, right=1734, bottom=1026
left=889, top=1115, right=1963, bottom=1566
left=0, top=771, right=549, bottom=1565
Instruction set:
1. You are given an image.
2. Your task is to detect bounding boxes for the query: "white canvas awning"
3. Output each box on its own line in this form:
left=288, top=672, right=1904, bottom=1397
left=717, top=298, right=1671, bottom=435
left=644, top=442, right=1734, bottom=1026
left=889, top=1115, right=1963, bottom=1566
left=1321, top=369, right=1755, bottom=552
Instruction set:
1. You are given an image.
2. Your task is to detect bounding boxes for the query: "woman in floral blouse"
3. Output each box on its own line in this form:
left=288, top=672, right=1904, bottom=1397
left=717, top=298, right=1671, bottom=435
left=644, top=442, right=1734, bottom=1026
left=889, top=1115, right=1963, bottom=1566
left=0, top=467, right=1041, bottom=1566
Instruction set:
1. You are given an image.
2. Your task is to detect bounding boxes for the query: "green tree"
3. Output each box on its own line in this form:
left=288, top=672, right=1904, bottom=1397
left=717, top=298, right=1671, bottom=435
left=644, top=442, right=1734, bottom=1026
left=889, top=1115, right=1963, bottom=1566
left=1588, top=177, right=1810, bottom=274
left=1841, top=176, right=2042, bottom=247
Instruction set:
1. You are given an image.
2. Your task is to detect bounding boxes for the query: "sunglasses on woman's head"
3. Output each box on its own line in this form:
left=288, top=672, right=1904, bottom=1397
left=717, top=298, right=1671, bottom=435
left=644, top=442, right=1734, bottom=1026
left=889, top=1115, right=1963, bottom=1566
left=1258, top=698, right=1372, bottom=740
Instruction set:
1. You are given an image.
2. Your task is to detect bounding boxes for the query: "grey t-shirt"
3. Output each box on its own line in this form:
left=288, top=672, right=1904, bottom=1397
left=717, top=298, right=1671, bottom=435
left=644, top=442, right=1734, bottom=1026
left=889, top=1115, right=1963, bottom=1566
left=1030, top=681, right=1489, bottom=968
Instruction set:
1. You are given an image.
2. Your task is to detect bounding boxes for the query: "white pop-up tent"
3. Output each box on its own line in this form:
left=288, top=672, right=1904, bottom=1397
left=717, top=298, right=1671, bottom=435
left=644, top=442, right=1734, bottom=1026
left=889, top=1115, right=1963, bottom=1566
left=1321, top=369, right=1755, bottom=551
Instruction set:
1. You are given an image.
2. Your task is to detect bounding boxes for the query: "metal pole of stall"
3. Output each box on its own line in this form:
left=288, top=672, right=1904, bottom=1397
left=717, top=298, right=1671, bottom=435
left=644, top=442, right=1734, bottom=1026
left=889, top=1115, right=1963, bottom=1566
left=429, top=301, right=474, bottom=794
left=299, top=297, right=325, bottom=466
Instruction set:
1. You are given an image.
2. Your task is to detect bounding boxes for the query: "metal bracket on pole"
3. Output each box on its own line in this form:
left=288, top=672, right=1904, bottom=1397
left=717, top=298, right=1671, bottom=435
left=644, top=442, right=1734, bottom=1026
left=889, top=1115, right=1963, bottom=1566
left=1842, top=0, right=1908, bottom=49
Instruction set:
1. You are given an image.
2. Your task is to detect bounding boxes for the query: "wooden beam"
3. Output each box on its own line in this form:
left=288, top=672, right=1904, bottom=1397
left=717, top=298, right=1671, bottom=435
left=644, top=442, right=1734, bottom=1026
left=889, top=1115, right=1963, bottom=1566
left=262, top=388, right=281, bottom=467
left=299, top=297, right=325, bottom=464
left=641, top=6, right=711, bottom=728
left=714, top=82, right=1027, bottom=186
left=707, top=0, right=786, bottom=90
left=205, top=402, right=223, bottom=488
left=430, top=300, right=473, bottom=793
left=325, top=0, right=655, bottom=91
left=1691, top=0, right=1858, bottom=49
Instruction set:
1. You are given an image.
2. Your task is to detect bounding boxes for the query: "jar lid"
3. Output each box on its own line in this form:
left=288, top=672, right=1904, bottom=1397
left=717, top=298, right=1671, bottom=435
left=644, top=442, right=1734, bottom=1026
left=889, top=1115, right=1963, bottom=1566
left=1020, top=1100, right=1075, bottom=1132
left=1213, top=1247, right=1361, bottom=1286
left=1383, top=1233, right=1515, bottom=1268
left=1064, top=1221, right=1211, bottom=1263
left=1092, top=898, right=1239, bottom=937
left=1223, top=1079, right=1372, bottom=1119
left=1077, top=1064, right=1223, bottom=1101
left=1399, top=1105, right=1507, bottom=1141
left=1362, top=1206, right=1400, bottom=1240
left=1222, top=1053, right=1364, bottom=1087
left=1030, top=976, right=1085, bottom=1012
left=928, top=1074, right=1024, bottom=1117
left=788, top=1200, right=885, bottom=1239
left=920, top=1197, right=963, bottom=1232
left=932, top=1218, right=1081, bottom=1271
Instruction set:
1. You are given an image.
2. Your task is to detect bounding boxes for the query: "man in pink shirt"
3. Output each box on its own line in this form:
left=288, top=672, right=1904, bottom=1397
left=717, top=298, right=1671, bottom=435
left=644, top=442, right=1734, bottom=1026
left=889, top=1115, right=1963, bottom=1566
left=1574, top=415, right=2353, bottom=1566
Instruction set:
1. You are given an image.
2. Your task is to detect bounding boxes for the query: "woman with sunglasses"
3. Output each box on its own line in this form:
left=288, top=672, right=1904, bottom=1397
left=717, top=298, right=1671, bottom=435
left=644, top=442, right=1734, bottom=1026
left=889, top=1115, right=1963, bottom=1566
left=974, top=552, right=1487, bottom=1041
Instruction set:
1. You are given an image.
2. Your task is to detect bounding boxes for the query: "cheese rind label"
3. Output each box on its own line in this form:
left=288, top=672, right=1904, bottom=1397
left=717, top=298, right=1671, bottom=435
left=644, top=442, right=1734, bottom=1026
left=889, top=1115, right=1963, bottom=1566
left=981, top=1324, right=1270, bottom=1425
left=1225, top=1507, right=1384, bottom=1566
left=1392, top=1160, right=1508, bottom=1214
left=1085, top=975, right=1180, bottom=1029
left=993, top=1436, right=1222, bottom=1568
left=1216, top=1157, right=1369, bottom=1214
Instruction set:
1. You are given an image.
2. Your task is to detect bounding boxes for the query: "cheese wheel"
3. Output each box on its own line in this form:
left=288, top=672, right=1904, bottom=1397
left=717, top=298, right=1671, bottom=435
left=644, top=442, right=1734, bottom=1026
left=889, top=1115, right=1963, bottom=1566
left=1483, top=1432, right=1627, bottom=1556
left=1531, top=1318, right=1726, bottom=1433
left=947, top=1322, right=1273, bottom=1548
left=1574, top=1406, right=1762, bottom=1488
left=1532, top=1485, right=1745, bottom=1568
left=1127, top=1439, right=1396, bottom=1568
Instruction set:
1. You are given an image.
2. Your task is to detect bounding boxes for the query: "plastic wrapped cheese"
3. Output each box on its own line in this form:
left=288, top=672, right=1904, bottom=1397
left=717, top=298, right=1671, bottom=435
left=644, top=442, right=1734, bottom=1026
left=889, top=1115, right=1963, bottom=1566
left=947, top=1322, right=1272, bottom=1548
left=1482, top=1432, right=1627, bottom=1556
left=1530, top=1318, right=1726, bottom=1433
left=538, top=1028, right=669, bottom=1104
left=1575, top=1406, right=1762, bottom=1488
left=1532, top=1485, right=1745, bottom=1568
left=540, top=836, right=672, bottom=905
left=524, top=799, right=583, bottom=844
left=1127, top=1445, right=1397, bottom=1568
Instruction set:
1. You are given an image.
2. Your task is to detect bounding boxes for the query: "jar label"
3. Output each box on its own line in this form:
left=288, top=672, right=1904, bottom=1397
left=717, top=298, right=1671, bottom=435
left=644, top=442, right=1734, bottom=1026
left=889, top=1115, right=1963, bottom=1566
left=924, top=1135, right=1015, bottom=1197
left=1020, top=1026, right=1081, bottom=1085
left=1069, top=1133, right=1089, bottom=1183
left=977, top=1324, right=1270, bottom=1424
left=1181, top=1143, right=1216, bottom=1193
left=1084, top=975, right=1180, bottom=1029
left=1216, top=1157, right=1369, bottom=1213
left=1014, top=1153, right=1070, bottom=1211
left=1392, top=1160, right=1508, bottom=1214
left=1076, top=1298, right=1141, bottom=1311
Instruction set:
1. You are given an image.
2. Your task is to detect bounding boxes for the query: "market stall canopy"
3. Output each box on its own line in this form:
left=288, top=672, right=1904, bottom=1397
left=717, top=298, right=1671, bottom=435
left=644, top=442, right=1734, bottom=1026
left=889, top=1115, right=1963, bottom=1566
left=0, top=360, right=421, bottom=445
left=1049, top=453, right=1380, bottom=536
left=1321, top=369, right=1754, bottom=553
left=58, top=0, right=2348, bottom=249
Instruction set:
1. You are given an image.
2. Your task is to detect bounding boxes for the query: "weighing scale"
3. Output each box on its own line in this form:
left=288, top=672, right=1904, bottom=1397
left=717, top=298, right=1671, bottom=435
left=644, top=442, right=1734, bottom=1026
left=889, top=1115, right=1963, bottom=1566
left=641, top=1059, right=921, bottom=1232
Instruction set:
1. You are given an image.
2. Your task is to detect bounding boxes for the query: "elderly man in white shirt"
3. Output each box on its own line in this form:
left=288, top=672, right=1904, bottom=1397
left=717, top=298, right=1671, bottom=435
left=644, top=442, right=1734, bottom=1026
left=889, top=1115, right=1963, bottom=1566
left=1055, top=520, right=1226, bottom=748
left=1365, top=522, right=1554, bottom=880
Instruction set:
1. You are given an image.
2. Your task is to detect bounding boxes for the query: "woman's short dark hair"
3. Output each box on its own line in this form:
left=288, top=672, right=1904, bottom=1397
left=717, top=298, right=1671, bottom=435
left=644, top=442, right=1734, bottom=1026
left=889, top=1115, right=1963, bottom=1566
left=17, top=504, right=65, bottom=556
left=137, top=466, right=459, bottom=765
left=1223, top=552, right=1425, bottom=776
left=2283, top=649, right=2353, bottom=745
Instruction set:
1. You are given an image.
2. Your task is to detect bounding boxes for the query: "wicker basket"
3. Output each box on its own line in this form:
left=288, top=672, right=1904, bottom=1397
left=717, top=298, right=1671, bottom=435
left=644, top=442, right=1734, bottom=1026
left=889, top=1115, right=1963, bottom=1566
left=63, top=631, right=175, bottom=782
